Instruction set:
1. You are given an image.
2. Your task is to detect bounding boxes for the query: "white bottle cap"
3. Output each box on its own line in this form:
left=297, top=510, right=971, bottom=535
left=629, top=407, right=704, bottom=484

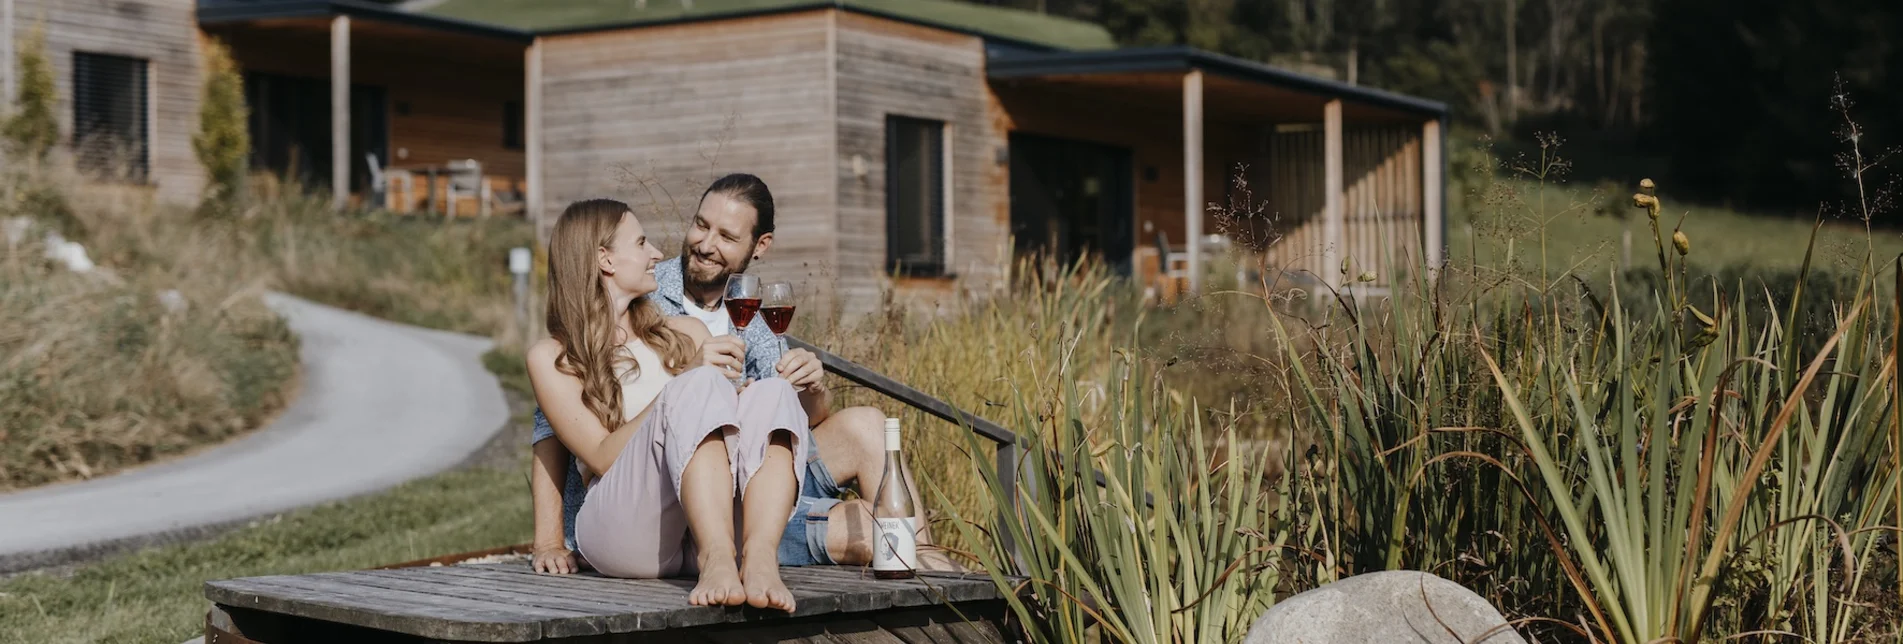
left=884, top=417, right=901, bottom=451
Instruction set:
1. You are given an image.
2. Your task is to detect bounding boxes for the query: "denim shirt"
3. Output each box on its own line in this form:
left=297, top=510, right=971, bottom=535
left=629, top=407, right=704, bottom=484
left=530, top=257, right=786, bottom=551
left=650, top=256, right=784, bottom=382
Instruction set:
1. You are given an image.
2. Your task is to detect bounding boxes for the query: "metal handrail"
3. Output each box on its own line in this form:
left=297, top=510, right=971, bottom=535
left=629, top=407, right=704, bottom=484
left=785, top=335, right=1154, bottom=569
left=784, top=336, right=1028, bottom=564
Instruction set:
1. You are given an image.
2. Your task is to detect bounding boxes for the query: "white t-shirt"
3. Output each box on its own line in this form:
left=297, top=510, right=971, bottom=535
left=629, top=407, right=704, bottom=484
left=684, top=299, right=733, bottom=338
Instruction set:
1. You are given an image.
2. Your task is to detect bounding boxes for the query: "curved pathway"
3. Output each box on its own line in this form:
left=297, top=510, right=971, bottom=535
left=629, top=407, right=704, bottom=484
left=0, top=292, right=510, bottom=573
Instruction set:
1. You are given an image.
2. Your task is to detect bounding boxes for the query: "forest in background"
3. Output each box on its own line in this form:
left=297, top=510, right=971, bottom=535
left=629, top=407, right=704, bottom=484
left=979, top=0, right=1900, bottom=216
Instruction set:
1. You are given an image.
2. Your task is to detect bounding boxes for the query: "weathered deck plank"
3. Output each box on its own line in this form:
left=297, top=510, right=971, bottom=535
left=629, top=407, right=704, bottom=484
left=207, top=574, right=566, bottom=641
left=205, top=563, right=1015, bottom=643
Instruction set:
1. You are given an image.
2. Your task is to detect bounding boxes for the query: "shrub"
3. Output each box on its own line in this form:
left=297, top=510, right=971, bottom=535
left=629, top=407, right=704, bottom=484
left=194, top=38, right=250, bottom=218
left=1, top=22, right=57, bottom=164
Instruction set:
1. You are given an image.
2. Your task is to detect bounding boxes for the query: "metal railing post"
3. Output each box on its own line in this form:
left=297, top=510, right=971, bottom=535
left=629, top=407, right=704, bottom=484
left=994, top=441, right=1023, bottom=574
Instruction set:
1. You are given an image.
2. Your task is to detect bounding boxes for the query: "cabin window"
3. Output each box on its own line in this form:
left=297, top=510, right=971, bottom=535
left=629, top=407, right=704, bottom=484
left=503, top=101, right=523, bottom=149
left=72, top=52, right=149, bottom=181
left=885, top=116, right=946, bottom=276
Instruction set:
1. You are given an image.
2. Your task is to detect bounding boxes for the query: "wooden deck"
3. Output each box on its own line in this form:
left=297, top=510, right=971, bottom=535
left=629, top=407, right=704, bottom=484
left=203, top=562, right=1017, bottom=643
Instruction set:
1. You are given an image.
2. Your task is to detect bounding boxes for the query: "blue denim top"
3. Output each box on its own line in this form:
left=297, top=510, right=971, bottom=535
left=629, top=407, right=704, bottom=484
left=649, top=255, right=784, bottom=381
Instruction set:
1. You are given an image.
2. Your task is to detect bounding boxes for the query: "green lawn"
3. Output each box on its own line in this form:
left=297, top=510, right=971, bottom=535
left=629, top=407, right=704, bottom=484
left=1445, top=177, right=1903, bottom=281
left=0, top=465, right=530, bottom=644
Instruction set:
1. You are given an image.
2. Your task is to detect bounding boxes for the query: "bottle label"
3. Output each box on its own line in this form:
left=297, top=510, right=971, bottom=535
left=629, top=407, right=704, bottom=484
left=871, top=517, right=917, bottom=572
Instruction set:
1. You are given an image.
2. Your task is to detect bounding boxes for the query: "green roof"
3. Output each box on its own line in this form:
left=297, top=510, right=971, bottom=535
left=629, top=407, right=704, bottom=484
left=421, top=0, right=1117, bottom=51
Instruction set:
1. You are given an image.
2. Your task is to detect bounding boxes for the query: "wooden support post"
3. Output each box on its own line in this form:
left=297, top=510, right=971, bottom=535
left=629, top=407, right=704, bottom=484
left=1422, top=118, right=1444, bottom=273
left=2, top=0, right=14, bottom=105
left=1182, top=70, right=1204, bottom=294
left=525, top=39, right=543, bottom=236
left=1322, top=99, right=1343, bottom=287
left=330, top=15, right=350, bottom=210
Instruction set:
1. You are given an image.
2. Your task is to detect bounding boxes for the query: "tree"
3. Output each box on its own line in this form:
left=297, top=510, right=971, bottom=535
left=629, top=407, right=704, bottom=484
left=2, top=22, right=58, bottom=163
left=1648, top=0, right=1900, bottom=211
left=194, top=37, right=250, bottom=216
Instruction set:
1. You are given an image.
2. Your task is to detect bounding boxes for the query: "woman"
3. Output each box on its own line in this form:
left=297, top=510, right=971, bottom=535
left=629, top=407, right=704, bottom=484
left=525, top=198, right=807, bottom=611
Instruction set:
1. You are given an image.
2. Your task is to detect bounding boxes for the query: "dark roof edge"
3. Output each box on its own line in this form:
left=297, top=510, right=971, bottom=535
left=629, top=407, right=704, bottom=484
left=990, top=45, right=1449, bottom=118
left=531, top=1, right=1066, bottom=53
left=198, top=0, right=534, bottom=42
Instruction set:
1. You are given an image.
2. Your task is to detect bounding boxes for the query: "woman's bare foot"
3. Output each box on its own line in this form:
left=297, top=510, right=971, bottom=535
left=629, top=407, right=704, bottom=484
left=740, top=555, right=796, bottom=612
left=689, top=555, right=748, bottom=607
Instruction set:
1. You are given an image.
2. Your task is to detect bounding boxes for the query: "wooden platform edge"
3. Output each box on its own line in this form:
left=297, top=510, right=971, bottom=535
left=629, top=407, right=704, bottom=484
left=372, top=542, right=534, bottom=570
left=207, top=599, right=1018, bottom=643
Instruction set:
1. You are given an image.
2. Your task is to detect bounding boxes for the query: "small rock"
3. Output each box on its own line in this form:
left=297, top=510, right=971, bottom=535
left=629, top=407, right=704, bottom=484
left=3, top=216, right=30, bottom=247
left=158, top=289, right=188, bottom=314
left=1244, top=571, right=1524, bottom=644
left=42, top=231, right=94, bottom=273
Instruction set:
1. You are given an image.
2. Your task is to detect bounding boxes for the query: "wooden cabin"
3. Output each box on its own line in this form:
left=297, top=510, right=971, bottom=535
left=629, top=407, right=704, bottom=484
left=5, top=0, right=1446, bottom=315
left=0, top=0, right=205, bottom=202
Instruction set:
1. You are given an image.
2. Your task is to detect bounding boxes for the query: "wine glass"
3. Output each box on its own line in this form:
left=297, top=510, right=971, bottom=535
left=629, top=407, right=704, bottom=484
left=761, top=282, right=795, bottom=354
left=722, top=274, right=761, bottom=385
left=724, top=274, right=761, bottom=330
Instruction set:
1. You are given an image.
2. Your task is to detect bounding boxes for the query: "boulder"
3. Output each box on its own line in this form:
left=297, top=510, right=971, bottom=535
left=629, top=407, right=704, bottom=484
left=1244, top=570, right=1524, bottom=644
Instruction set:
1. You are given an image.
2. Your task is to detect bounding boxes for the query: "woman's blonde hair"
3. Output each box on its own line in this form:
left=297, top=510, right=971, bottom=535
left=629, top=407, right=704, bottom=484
left=545, top=199, right=697, bottom=431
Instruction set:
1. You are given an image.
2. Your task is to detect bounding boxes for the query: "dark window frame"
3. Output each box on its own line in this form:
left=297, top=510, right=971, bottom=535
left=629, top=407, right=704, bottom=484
left=884, top=115, right=947, bottom=277
left=71, top=51, right=149, bottom=182
left=503, top=100, right=523, bottom=150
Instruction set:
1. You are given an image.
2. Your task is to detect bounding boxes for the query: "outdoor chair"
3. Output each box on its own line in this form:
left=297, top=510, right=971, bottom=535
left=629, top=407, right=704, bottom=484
left=487, top=176, right=527, bottom=217
left=365, top=153, right=415, bottom=213
left=1150, top=230, right=1189, bottom=303
left=444, top=159, right=492, bottom=218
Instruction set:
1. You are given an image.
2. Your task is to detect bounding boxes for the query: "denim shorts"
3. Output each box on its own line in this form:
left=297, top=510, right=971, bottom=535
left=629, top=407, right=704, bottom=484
left=777, top=452, right=844, bottom=566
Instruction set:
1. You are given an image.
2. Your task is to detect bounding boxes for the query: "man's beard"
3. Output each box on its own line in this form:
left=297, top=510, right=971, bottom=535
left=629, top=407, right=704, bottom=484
left=681, top=242, right=753, bottom=294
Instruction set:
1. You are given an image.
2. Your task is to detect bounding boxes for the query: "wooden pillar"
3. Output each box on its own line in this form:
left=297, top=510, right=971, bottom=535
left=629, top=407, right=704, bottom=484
left=525, top=39, right=543, bottom=238
left=3, top=0, right=14, bottom=104
left=1182, top=69, right=1204, bottom=294
left=330, top=15, right=350, bottom=210
left=1422, top=118, right=1444, bottom=273
left=1322, top=99, right=1343, bottom=287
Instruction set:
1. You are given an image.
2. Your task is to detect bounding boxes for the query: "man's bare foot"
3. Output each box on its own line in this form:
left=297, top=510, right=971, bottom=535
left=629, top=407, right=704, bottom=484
left=690, top=555, right=747, bottom=607
left=740, top=554, right=796, bottom=612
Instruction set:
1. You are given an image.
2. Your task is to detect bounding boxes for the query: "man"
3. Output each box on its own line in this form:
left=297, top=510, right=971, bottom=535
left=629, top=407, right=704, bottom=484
left=532, top=173, right=956, bottom=574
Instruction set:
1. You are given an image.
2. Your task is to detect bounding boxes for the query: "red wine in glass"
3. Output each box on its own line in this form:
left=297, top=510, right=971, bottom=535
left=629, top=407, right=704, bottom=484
left=761, top=305, right=796, bottom=334
left=727, top=298, right=762, bottom=329
left=725, top=274, right=761, bottom=330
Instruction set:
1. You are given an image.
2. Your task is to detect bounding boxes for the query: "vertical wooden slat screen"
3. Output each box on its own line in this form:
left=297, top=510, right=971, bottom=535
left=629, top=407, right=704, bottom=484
left=1264, top=125, right=1426, bottom=289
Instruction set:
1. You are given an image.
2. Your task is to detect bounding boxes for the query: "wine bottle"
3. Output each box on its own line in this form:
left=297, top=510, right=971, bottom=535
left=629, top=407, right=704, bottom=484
left=871, top=417, right=918, bottom=579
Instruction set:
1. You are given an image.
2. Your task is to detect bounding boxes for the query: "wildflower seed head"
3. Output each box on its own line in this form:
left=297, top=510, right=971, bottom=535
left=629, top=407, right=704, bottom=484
left=1632, top=193, right=1661, bottom=220
left=1639, top=178, right=1655, bottom=195
left=1340, top=257, right=1351, bottom=276
left=1357, top=271, right=1377, bottom=283
left=1673, top=230, right=1690, bottom=256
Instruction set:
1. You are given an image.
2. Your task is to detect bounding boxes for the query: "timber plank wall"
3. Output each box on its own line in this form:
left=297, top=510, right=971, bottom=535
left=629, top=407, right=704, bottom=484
left=538, top=10, right=836, bottom=302
left=10, top=0, right=203, bottom=203
left=832, top=11, right=1001, bottom=315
